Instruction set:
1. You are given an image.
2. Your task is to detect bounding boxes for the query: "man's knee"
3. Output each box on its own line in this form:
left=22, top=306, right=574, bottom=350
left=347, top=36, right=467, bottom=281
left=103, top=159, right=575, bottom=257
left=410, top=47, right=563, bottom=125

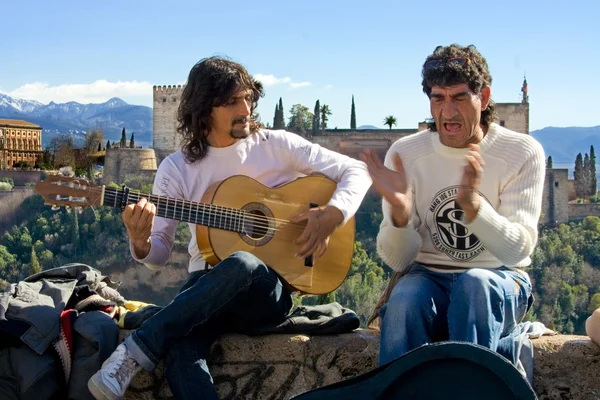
left=454, top=269, right=501, bottom=299
left=218, top=251, right=269, bottom=276
left=382, top=280, right=437, bottom=324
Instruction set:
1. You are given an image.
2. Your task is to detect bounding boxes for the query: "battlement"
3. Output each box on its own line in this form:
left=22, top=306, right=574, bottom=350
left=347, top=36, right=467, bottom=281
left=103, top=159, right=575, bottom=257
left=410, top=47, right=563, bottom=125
left=153, top=85, right=184, bottom=98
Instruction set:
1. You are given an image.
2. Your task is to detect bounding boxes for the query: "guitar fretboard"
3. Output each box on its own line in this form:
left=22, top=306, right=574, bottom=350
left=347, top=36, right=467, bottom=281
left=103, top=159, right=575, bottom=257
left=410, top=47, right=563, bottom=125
left=103, top=187, right=248, bottom=233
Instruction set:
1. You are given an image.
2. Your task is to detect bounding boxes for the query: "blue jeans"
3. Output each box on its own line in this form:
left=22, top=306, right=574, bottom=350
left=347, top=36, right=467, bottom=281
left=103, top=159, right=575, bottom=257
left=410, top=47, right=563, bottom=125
left=124, top=251, right=293, bottom=399
left=378, top=264, right=532, bottom=366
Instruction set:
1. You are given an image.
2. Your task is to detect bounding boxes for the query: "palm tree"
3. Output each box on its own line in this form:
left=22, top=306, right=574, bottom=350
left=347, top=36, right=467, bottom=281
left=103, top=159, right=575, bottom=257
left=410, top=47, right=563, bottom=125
left=383, top=115, right=397, bottom=130
left=320, top=104, right=332, bottom=133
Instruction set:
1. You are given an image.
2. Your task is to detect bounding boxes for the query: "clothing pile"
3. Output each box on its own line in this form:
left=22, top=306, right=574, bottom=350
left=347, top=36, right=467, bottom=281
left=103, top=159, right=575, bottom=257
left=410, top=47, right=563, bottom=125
left=0, top=263, right=130, bottom=400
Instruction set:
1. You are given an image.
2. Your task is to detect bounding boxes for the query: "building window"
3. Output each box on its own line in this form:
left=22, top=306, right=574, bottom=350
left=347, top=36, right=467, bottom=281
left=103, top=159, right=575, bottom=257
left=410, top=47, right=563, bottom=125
left=500, top=120, right=505, bottom=127
left=555, top=182, right=559, bottom=187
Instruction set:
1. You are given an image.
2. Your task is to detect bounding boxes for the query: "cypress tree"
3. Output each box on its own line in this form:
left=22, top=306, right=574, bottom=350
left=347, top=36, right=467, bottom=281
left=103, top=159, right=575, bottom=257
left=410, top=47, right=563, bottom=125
left=350, top=95, right=356, bottom=129
left=120, top=128, right=126, bottom=148
left=313, top=100, right=320, bottom=135
left=591, top=146, right=597, bottom=196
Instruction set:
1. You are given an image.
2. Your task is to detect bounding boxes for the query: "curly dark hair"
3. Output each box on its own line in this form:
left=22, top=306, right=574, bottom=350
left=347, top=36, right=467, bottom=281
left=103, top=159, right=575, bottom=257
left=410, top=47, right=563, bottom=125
left=177, top=56, right=264, bottom=163
left=421, top=44, right=498, bottom=131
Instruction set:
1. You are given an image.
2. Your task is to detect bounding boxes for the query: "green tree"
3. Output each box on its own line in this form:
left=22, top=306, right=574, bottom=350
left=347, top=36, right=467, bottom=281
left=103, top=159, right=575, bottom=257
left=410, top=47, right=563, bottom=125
left=312, top=100, right=320, bottom=136
left=29, top=246, right=42, bottom=276
left=272, top=104, right=279, bottom=129
left=546, top=155, right=553, bottom=168
left=277, top=98, right=285, bottom=129
left=574, top=153, right=585, bottom=198
left=584, top=153, right=592, bottom=197
left=106, top=140, right=110, bottom=150
left=130, top=132, right=135, bottom=148
left=590, top=145, right=597, bottom=196
left=71, top=209, right=80, bottom=252
left=383, top=115, right=397, bottom=129
left=287, top=104, right=313, bottom=135
left=350, top=95, right=357, bottom=129
left=320, top=104, right=331, bottom=133
left=120, top=128, right=127, bottom=148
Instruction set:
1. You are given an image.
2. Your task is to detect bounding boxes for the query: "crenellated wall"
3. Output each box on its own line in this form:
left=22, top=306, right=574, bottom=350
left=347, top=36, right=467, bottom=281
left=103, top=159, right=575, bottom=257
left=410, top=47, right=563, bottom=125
left=153, top=85, right=184, bottom=164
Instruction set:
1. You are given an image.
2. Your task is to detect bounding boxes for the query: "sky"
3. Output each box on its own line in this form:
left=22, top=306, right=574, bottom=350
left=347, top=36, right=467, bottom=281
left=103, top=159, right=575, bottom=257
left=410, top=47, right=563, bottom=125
left=0, top=0, right=598, bottom=131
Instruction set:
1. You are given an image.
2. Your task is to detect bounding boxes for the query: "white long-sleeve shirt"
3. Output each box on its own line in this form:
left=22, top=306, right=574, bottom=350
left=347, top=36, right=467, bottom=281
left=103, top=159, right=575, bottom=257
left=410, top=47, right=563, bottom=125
left=131, top=129, right=372, bottom=272
left=377, top=123, right=546, bottom=275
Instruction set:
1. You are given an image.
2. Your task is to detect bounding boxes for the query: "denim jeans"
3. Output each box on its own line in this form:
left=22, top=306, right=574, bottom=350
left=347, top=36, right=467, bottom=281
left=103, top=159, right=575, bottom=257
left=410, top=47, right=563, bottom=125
left=124, top=251, right=293, bottom=399
left=378, top=264, right=532, bottom=366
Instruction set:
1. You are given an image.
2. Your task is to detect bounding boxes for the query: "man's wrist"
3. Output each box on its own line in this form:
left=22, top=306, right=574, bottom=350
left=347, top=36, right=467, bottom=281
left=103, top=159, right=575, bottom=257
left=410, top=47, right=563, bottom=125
left=132, top=238, right=151, bottom=259
left=460, top=197, right=481, bottom=224
left=323, top=205, right=344, bottom=226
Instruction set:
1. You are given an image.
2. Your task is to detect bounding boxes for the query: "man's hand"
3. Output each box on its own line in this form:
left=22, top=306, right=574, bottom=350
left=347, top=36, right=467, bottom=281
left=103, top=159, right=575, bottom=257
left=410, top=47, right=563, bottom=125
left=457, top=143, right=484, bottom=223
left=360, top=149, right=411, bottom=227
left=291, top=205, right=344, bottom=260
left=122, top=198, right=156, bottom=259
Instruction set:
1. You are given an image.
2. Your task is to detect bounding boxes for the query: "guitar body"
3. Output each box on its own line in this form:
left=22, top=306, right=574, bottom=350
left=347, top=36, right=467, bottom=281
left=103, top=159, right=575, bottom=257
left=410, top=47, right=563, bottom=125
left=196, top=175, right=355, bottom=295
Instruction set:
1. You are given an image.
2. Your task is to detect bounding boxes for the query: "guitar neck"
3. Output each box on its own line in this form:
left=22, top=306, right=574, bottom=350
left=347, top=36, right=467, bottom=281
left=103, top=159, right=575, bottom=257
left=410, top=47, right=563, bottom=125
left=102, top=187, right=246, bottom=233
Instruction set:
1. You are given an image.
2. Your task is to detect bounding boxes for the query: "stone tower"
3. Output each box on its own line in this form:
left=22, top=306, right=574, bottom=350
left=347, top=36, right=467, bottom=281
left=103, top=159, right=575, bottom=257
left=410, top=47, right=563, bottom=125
left=153, top=85, right=184, bottom=164
left=494, top=78, right=530, bottom=134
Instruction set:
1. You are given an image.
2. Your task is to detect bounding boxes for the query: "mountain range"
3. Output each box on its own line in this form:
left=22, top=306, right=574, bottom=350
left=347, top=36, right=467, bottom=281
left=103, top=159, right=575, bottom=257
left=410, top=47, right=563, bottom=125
left=0, top=93, right=152, bottom=148
left=0, top=93, right=598, bottom=166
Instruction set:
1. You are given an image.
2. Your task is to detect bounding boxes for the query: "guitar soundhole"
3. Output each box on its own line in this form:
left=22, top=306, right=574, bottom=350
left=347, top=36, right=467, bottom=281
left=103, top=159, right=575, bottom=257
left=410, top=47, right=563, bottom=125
left=244, top=209, right=269, bottom=239
left=240, top=202, right=275, bottom=246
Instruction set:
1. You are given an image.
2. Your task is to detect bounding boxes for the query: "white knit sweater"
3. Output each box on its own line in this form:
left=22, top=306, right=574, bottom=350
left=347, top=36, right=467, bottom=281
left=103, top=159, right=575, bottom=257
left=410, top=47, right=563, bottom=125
left=377, top=123, right=546, bottom=274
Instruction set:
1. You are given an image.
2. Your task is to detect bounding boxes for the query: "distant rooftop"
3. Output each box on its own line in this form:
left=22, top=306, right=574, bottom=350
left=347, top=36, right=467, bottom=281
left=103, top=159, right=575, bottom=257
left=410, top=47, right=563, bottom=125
left=0, top=119, right=42, bottom=129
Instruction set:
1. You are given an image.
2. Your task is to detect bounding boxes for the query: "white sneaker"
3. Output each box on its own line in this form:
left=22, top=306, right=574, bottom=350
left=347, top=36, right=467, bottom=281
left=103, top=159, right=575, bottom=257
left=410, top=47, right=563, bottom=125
left=88, top=343, right=142, bottom=400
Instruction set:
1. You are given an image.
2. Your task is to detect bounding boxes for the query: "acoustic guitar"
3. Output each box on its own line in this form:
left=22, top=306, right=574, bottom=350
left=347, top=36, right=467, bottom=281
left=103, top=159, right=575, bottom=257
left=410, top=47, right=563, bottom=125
left=34, top=174, right=355, bottom=294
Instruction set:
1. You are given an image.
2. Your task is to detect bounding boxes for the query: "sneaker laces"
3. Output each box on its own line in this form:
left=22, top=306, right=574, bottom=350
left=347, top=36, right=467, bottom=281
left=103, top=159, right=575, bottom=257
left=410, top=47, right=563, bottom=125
left=106, top=347, right=139, bottom=387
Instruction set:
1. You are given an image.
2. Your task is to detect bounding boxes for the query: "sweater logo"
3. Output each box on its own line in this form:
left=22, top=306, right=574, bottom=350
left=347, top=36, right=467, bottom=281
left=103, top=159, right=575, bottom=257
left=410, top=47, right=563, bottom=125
left=426, top=186, right=485, bottom=261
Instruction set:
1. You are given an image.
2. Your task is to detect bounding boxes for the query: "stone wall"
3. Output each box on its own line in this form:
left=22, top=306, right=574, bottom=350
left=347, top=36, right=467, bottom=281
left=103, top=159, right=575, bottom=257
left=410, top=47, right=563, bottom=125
left=568, top=203, right=600, bottom=220
left=121, top=331, right=599, bottom=400
left=0, top=170, right=46, bottom=186
left=102, top=148, right=157, bottom=185
left=496, top=103, right=529, bottom=134
left=153, top=85, right=183, bottom=164
left=542, top=169, right=570, bottom=224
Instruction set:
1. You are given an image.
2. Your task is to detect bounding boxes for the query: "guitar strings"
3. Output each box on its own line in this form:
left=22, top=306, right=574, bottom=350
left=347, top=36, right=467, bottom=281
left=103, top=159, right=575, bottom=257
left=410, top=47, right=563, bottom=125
left=68, top=185, right=311, bottom=233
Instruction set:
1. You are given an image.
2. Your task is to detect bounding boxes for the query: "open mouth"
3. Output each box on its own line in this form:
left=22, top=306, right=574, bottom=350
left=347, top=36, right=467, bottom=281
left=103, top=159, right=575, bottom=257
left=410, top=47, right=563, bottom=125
left=443, top=123, right=462, bottom=133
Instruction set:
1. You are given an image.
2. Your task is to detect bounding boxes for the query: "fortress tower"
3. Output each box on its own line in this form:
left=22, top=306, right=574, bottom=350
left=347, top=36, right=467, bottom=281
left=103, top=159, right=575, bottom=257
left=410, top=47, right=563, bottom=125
left=153, top=85, right=184, bottom=164
left=494, top=77, right=530, bottom=134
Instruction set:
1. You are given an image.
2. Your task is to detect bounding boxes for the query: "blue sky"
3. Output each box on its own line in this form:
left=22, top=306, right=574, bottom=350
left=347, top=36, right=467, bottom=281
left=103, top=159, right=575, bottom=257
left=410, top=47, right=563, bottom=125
left=0, top=0, right=597, bottom=131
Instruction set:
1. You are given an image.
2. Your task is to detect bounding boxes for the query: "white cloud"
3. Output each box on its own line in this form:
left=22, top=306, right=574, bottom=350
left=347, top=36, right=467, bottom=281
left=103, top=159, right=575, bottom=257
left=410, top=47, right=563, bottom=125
left=254, top=74, right=311, bottom=89
left=324, top=84, right=334, bottom=90
left=290, top=81, right=311, bottom=89
left=6, top=80, right=154, bottom=105
left=254, top=74, right=292, bottom=87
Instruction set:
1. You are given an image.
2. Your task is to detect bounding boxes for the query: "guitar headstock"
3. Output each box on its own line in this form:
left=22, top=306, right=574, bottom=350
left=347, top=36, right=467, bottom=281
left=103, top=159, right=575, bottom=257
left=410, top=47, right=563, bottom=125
left=34, top=175, right=103, bottom=211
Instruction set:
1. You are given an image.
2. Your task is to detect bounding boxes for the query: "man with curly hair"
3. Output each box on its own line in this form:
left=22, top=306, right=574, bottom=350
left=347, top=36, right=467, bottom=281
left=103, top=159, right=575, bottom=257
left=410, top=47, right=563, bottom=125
left=361, top=44, right=546, bottom=366
left=88, top=56, right=372, bottom=400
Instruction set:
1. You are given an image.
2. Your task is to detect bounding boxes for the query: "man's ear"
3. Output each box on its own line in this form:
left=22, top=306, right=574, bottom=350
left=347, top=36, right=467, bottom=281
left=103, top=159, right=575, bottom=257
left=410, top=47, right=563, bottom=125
left=480, top=86, right=491, bottom=111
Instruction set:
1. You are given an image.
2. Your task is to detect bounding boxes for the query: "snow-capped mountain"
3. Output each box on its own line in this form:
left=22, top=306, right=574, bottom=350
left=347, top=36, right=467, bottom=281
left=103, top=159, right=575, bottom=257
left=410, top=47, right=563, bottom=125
left=0, top=93, right=152, bottom=147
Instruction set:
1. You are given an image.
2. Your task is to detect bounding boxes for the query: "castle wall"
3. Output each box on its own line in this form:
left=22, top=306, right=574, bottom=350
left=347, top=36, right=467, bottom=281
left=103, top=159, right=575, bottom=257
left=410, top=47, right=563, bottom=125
left=0, top=170, right=45, bottom=186
left=153, top=85, right=184, bottom=164
left=568, top=204, right=600, bottom=220
left=103, top=148, right=157, bottom=185
left=495, top=103, right=529, bottom=134
left=541, top=169, right=569, bottom=224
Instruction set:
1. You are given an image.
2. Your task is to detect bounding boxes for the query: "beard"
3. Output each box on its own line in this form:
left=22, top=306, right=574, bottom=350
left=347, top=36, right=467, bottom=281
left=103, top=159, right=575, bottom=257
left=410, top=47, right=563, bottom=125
left=229, top=117, right=251, bottom=139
